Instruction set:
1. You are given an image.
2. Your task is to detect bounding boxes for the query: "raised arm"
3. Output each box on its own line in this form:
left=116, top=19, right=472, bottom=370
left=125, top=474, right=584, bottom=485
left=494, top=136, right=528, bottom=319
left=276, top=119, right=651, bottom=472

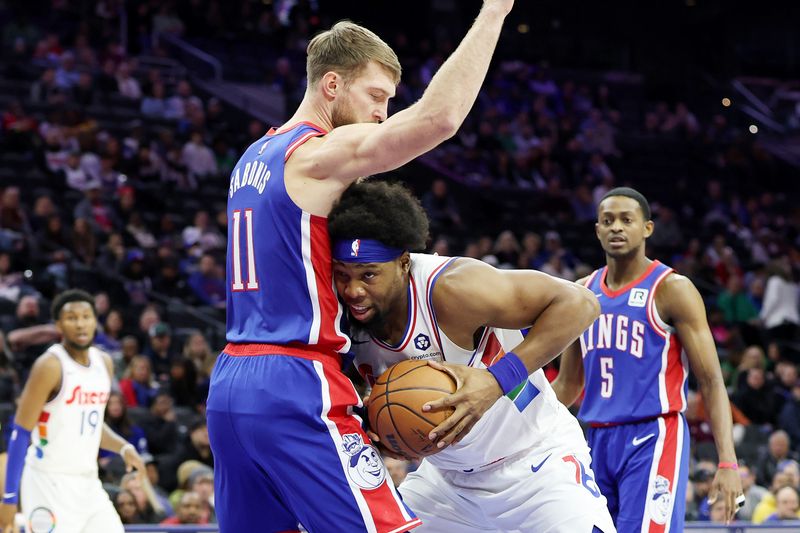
left=302, top=0, right=514, bottom=182
left=656, top=273, right=743, bottom=524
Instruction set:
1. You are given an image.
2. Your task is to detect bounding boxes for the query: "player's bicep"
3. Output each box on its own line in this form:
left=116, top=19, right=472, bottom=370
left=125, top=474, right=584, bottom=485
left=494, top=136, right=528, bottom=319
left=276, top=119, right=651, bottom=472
left=15, top=355, right=61, bottom=429
left=305, top=108, right=451, bottom=182
left=438, top=260, right=565, bottom=330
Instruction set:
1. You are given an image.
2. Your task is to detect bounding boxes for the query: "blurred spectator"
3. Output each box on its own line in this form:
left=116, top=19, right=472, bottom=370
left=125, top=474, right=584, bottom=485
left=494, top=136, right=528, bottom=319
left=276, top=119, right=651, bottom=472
left=189, top=254, right=225, bottom=309
left=115, top=489, right=144, bottom=524
left=116, top=335, right=139, bottom=379
left=160, top=491, right=207, bottom=525
left=491, top=231, right=520, bottom=269
left=182, top=331, right=215, bottom=378
left=181, top=131, right=218, bottom=182
left=690, top=467, right=715, bottom=521
left=0, top=187, right=31, bottom=239
left=717, top=274, right=759, bottom=325
left=739, top=463, right=769, bottom=521
left=166, top=80, right=202, bottom=120
left=0, top=252, right=26, bottom=303
left=141, top=81, right=168, bottom=118
left=101, top=391, right=149, bottom=461
left=422, top=179, right=462, bottom=234
left=71, top=217, right=97, bottom=266
left=181, top=210, right=225, bottom=253
left=119, top=355, right=159, bottom=408
left=779, top=378, right=800, bottom=450
left=95, top=308, right=125, bottom=355
left=761, top=257, right=800, bottom=362
left=763, top=486, right=800, bottom=522
left=141, top=391, right=180, bottom=457
left=116, top=62, right=142, bottom=100
left=756, top=430, right=800, bottom=488
left=159, top=420, right=213, bottom=492
left=121, top=471, right=166, bottom=523
left=144, top=322, right=178, bottom=382
left=733, top=367, right=780, bottom=426
left=73, top=184, right=118, bottom=235
left=3, top=295, right=59, bottom=374
left=169, top=357, right=199, bottom=408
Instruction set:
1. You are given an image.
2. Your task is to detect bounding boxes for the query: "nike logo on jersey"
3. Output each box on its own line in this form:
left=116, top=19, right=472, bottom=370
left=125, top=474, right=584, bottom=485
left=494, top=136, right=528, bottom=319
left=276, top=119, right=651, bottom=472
left=3, top=492, right=16, bottom=499
left=632, top=433, right=656, bottom=446
left=530, top=454, right=552, bottom=473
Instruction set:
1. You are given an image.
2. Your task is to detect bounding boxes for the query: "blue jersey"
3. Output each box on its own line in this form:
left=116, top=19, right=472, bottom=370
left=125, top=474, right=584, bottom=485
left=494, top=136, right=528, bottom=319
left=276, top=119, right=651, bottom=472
left=578, top=261, right=687, bottom=425
left=225, top=122, right=350, bottom=353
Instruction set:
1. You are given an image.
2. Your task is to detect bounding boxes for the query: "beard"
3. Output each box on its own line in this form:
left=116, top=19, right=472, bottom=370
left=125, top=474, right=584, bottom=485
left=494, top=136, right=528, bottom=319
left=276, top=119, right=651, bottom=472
left=347, top=306, right=388, bottom=340
left=331, top=96, right=358, bottom=128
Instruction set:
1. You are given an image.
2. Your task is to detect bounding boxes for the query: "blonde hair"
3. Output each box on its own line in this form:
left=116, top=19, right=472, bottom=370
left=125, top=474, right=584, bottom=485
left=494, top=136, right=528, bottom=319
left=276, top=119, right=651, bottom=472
left=306, top=21, right=401, bottom=88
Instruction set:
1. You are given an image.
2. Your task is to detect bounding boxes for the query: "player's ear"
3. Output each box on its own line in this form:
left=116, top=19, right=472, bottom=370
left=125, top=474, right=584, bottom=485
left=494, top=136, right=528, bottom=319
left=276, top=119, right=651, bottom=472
left=594, top=222, right=601, bottom=241
left=321, top=72, right=340, bottom=100
left=399, top=252, right=411, bottom=274
left=643, top=220, right=654, bottom=238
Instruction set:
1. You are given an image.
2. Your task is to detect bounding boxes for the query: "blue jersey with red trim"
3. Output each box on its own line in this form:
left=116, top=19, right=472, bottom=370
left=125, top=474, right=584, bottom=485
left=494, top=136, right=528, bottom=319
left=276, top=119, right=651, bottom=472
left=225, top=122, right=350, bottom=353
left=578, top=261, right=687, bottom=424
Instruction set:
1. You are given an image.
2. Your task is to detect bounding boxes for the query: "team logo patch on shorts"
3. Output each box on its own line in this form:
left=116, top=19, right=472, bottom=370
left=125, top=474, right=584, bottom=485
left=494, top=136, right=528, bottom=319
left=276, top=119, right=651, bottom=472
left=28, top=506, right=56, bottom=533
left=341, top=433, right=386, bottom=490
left=648, top=475, right=672, bottom=525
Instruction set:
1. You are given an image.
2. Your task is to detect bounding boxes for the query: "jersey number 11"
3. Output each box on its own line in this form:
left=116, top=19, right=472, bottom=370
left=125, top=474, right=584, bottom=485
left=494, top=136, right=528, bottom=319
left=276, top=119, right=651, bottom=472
left=231, top=209, right=259, bottom=291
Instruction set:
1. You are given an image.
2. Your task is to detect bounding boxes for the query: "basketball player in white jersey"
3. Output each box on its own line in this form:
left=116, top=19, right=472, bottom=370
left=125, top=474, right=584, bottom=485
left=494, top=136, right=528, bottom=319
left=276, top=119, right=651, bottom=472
left=0, top=290, right=146, bottom=533
left=328, top=181, right=616, bottom=532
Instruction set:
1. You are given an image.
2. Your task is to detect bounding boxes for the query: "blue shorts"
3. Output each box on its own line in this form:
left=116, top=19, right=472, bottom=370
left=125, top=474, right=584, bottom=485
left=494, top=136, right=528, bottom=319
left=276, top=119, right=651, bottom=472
left=207, top=346, right=421, bottom=533
left=587, top=413, right=689, bottom=533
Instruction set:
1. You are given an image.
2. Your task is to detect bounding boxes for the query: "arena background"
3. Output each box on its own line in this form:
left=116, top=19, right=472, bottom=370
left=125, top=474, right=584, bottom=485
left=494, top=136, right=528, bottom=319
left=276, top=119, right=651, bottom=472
left=0, top=0, right=799, bottom=530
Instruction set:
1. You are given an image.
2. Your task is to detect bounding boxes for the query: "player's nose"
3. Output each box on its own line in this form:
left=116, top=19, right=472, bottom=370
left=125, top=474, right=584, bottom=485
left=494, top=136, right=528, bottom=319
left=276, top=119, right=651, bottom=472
left=344, top=282, right=366, bottom=300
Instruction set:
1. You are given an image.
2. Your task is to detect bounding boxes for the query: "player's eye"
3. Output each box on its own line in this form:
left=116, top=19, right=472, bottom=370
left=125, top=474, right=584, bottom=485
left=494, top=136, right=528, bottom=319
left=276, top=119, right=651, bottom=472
left=363, top=272, right=376, bottom=280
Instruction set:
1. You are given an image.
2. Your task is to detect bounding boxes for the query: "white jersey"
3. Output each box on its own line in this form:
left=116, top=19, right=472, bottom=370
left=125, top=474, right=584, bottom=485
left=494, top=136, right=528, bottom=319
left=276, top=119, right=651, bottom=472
left=25, top=344, right=111, bottom=476
left=353, top=254, right=583, bottom=472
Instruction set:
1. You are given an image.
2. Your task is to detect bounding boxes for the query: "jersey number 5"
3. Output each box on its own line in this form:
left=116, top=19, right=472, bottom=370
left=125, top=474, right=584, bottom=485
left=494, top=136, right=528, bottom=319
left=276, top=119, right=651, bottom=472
left=231, top=209, right=259, bottom=291
left=600, top=356, right=613, bottom=398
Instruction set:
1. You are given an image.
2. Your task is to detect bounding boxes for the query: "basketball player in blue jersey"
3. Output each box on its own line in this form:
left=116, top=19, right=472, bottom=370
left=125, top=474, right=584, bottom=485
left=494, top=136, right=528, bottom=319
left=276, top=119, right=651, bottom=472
left=328, top=181, right=616, bottom=532
left=0, top=290, right=146, bottom=533
left=206, top=1, right=516, bottom=532
left=551, top=187, right=744, bottom=532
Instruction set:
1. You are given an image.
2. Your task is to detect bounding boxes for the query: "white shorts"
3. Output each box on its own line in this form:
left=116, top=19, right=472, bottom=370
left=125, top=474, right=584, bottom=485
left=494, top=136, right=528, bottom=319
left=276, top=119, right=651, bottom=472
left=399, top=419, right=616, bottom=533
left=21, top=467, right=124, bottom=533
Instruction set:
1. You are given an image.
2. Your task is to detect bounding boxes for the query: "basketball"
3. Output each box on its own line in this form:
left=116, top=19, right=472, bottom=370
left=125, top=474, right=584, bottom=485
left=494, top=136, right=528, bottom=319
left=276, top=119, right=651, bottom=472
left=367, top=360, right=456, bottom=458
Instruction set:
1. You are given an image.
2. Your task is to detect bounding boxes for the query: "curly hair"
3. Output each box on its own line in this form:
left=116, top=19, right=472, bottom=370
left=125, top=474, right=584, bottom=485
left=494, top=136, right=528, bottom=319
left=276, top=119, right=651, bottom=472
left=328, top=180, right=429, bottom=251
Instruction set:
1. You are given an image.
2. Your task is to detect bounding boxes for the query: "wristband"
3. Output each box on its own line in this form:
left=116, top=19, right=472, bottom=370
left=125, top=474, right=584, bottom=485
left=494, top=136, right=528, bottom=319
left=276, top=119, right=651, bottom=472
left=3, top=423, right=32, bottom=504
left=487, top=352, right=529, bottom=395
left=120, top=443, right=135, bottom=458
left=718, top=462, right=738, bottom=470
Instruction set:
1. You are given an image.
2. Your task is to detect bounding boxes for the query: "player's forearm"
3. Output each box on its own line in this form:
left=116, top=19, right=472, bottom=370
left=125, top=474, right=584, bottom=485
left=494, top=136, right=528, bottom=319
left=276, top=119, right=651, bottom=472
left=415, top=4, right=509, bottom=134
left=99, top=423, right=128, bottom=454
left=516, top=289, right=599, bottom=375
left=699, top=378, right=738, bottom=463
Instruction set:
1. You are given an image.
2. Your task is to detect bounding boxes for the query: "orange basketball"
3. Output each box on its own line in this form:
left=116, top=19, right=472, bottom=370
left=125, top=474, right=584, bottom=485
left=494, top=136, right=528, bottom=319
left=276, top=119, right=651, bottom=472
left=367, top=360, right=456, bottom=459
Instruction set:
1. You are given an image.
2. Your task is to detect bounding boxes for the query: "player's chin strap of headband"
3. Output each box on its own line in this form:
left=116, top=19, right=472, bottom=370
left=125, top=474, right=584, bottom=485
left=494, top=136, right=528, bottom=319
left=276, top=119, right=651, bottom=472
left=332, top=238, right=404, bottom=263
left=2, top=423, right=31, bottom=504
